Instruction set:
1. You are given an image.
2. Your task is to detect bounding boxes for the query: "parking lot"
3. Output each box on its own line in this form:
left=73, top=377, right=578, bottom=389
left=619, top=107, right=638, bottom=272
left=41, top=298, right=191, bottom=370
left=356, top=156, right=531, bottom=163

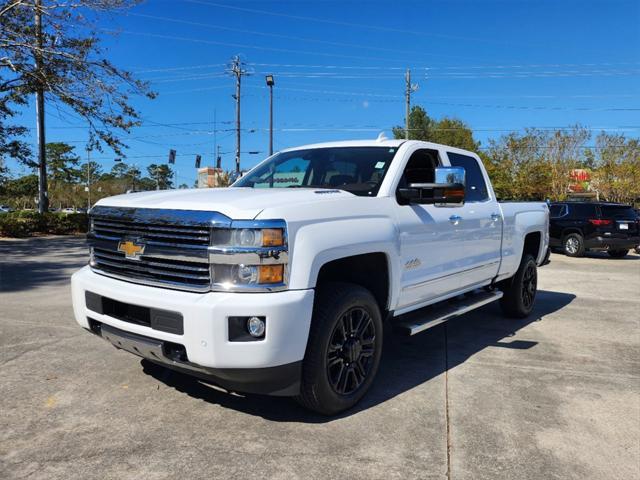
left=1, top=236, right=639, bottom=479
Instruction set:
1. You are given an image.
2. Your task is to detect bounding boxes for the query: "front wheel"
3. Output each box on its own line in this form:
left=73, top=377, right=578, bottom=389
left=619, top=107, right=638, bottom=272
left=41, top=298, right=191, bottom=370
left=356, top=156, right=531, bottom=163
left=607, top=249, right=629, bottom=258
left=499, top=254, right=538, bottom=318
left=296, top=282, right=383, bottom=415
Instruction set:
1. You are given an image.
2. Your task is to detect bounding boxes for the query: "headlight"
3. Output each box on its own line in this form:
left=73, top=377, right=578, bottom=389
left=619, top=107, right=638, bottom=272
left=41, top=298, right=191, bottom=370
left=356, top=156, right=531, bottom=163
left=232, top=228, right=284, bottom=247
left=209, top=220, right=288, bottom=291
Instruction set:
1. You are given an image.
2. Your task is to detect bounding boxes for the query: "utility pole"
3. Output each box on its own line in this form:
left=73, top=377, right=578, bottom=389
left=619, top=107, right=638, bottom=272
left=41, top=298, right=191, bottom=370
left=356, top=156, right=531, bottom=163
left=229, top=56, right=250, bottom=173
left=213, top=108, right=217, bottom=167
left=404, top=69, right=419, bottom=140
left=86, top=148, right=91, bottom=210
left=34, top=0, right=48, bottom=213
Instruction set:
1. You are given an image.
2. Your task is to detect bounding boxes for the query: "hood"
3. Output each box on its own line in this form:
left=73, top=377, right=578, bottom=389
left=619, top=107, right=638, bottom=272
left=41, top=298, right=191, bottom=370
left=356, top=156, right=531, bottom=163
left=94, top=187, right=355, bottom=219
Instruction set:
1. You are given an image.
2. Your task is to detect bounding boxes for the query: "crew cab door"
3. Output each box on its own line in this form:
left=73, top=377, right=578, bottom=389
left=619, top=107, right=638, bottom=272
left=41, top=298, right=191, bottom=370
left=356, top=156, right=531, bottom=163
left=393, top=147, right=502, bottom=312
left=445, top=151, right=502, bottom=285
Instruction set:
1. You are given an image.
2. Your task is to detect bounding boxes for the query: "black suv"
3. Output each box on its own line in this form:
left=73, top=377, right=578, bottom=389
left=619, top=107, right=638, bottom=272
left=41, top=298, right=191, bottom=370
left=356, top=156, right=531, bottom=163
left=549, top=201, right=640, bottom=258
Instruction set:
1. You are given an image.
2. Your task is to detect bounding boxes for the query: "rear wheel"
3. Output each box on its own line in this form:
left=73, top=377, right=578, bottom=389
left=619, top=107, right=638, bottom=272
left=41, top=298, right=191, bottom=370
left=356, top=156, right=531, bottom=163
left=563, top=233, right=585, bottom=257
left=607, top=249, right=629, bottom=258
left=499, top=254, right=538, bottom=318
left=296, top=282, right=383, bottom=416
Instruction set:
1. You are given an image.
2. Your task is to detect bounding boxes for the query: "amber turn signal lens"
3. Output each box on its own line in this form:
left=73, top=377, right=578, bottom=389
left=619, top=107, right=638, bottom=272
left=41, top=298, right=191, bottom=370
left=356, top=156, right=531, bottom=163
left=258, top=264, right=284, bottom=284
left=262, top=228, right=284, bottom=247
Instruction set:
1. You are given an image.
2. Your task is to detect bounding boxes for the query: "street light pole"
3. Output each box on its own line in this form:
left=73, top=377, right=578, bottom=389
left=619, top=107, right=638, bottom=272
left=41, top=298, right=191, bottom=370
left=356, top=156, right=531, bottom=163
left=265, top=75, right=275, bottom=156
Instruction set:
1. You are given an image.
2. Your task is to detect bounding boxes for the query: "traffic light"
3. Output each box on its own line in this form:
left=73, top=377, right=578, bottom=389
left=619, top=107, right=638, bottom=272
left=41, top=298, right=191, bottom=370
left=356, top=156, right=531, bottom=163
left=168, top=149, right=176, bottom=164
left=195, top=154, right=201, bottom=169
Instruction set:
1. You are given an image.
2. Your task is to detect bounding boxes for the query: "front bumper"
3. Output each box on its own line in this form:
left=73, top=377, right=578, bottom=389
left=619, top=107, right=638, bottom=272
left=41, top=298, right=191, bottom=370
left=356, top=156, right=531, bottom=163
left=71, top=266, right=314, bottom=395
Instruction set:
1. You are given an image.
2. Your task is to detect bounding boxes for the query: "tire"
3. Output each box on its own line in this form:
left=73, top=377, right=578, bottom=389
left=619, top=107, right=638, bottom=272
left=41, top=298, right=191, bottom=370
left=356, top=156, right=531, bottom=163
left=296, top=282, right=383, bottom=416
left=562, top=233, right=585, bottom=257
left=499, top=254, right=538, bottom=319
left=607, top=249, right=629, bottom=258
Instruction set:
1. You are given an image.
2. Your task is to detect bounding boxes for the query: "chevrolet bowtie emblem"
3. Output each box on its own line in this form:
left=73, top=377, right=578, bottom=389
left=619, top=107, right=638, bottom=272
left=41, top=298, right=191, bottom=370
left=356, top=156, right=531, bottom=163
left=118, top=240, right=145, bottom=260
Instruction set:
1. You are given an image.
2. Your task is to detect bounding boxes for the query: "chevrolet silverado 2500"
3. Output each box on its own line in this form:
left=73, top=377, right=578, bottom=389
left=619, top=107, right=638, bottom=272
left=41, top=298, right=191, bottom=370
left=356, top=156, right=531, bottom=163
left=71, top=138, right=549, bottom=415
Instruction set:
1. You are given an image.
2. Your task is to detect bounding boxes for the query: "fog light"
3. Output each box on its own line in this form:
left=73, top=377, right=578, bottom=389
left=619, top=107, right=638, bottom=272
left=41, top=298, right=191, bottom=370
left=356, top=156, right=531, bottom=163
left=247, top=316, right=265, bottom=337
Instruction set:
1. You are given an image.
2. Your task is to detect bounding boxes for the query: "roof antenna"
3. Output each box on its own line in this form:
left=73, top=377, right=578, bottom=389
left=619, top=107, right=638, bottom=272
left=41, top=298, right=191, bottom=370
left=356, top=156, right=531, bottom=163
left=376, top=131, right=388, bottom=142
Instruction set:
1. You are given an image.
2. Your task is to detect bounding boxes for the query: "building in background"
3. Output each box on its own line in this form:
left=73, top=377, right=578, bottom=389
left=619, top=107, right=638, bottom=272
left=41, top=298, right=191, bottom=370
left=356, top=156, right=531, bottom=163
left=197, top=167, right=227, bottom=188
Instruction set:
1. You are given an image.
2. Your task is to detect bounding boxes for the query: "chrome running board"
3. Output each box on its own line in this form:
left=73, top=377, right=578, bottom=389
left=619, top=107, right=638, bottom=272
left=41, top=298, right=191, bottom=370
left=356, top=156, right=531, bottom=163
left=395, top=290, right=504, bottom=336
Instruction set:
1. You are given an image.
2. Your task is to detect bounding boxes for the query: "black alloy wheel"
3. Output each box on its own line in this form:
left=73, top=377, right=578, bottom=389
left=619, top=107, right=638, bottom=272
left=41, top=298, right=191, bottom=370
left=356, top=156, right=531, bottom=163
left=326, top=307, right=376, bottom=395
left=296, top=282, right=383, bottom=415
left=500, top=254, right=538, bottom=318
left=521, top=261, right=537, bottom=311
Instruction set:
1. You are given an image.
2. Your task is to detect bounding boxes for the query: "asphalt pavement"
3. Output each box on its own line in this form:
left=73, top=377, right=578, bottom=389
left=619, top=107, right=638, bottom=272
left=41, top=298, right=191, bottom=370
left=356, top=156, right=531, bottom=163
left=1, top=236, right=639, bottom=479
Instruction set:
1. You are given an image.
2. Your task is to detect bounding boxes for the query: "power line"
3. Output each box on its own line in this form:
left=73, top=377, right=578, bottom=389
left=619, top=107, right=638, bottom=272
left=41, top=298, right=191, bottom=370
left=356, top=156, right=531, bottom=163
left=138, top=65, right=640, bottom=82
left=99, top=28, right=425, bottom=63
left=248, top=61, right=640, bottom=71
left=135, top=60, right=640, bottom=76
left=134, top=63, right=227, bottom=74
left=127, top=12, right=459, bottom=61
left=182, top=0, right=536, bottom=48
left=160, top=85, right=231, bottom=95
left=243, top=86, right=640, bottom=111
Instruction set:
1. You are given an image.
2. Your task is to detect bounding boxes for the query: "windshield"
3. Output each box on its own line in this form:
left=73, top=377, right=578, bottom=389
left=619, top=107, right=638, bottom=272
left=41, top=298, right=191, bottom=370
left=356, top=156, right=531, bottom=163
left=233, top=146, right=398, bottom=196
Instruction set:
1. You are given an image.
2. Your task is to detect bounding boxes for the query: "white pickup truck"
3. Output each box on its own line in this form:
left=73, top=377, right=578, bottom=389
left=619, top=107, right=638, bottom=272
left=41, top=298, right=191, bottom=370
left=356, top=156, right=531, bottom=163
left=71, top=138, right=549, bottom=415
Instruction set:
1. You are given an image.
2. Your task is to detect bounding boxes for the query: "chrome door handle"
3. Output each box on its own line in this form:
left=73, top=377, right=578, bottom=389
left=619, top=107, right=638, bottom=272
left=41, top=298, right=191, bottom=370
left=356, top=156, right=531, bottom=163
left=490, top=213, right=501, bottom=222
left=449, top=215, right=462, bottom=225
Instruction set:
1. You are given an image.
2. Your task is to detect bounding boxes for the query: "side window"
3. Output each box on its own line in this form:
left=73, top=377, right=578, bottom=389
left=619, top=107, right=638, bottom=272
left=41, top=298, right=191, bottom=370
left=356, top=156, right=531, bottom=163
left=550, top=204, right=567, bottom=218
left=397, top=149, right=440, bottom=190
left=447, top=152, right=489, bottom=202
left=571, top=203, right=597, bottom=217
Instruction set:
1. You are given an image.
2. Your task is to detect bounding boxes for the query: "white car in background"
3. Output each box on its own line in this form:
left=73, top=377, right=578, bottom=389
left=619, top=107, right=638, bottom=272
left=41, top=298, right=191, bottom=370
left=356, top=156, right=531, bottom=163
left=61, top=207, right=86, bottom=214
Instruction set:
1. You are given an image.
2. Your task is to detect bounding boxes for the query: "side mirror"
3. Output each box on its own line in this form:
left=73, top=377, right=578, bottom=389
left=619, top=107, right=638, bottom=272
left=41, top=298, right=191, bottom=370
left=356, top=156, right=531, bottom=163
left=398, top=166, right=465, bottom=206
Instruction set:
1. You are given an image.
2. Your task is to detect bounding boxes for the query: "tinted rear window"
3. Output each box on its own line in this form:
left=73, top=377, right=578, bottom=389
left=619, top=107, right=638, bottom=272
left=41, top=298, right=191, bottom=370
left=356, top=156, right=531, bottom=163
left=600, top=205, right=636, bottom=219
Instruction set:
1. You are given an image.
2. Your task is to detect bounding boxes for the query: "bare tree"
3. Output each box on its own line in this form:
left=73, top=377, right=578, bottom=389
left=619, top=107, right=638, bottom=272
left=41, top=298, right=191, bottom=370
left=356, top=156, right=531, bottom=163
left=0, top=0, right=156, bottom=210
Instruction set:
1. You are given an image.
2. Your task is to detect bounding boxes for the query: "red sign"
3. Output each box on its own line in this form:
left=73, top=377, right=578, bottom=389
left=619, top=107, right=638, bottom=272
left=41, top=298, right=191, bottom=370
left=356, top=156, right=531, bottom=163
left=568, top=169, right=591, bottom=193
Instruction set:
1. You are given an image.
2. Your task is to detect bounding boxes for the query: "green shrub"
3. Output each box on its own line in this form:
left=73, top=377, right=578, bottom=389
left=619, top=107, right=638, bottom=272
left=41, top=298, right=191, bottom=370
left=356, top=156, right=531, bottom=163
left=0, top=215, right=34, bottom=237
left=0, top=212, right=88, bottom=238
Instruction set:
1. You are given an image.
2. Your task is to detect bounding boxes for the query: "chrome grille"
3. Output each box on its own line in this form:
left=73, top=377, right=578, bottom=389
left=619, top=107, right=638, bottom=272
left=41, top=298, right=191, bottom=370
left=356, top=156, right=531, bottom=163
left=88, top=206, right=231, bottom=292
left=92, top=248, right=211, bottom=289
left=92, top=219, right=211, bottom=246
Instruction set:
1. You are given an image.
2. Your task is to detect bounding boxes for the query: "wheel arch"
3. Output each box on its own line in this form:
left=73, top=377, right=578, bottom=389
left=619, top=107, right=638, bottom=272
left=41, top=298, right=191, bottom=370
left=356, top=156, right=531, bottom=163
left=522, top=231, right=542, bottom=261
left=561, top=227, right=583, bottom=239
left=314, top=252, right=392, bottom=315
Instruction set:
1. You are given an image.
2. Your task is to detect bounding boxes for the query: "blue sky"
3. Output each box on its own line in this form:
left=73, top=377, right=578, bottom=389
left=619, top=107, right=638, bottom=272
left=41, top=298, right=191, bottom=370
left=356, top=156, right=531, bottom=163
left=11, top=0, right=640, bottom=186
